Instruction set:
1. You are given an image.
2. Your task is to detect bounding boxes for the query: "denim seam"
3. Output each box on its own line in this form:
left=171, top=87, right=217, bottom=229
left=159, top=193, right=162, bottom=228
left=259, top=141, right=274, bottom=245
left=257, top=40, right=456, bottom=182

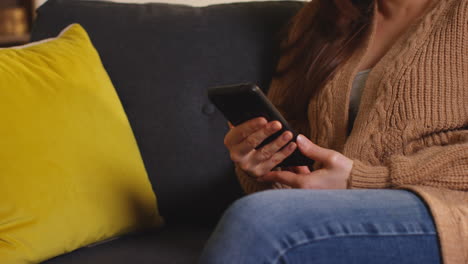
left=272, top=232, right=437, bottom=264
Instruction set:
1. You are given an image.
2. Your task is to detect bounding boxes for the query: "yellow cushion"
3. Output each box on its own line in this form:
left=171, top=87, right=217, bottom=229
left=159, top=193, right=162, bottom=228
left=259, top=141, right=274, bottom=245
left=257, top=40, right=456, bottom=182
left=0, top=24, right=163, bottom=264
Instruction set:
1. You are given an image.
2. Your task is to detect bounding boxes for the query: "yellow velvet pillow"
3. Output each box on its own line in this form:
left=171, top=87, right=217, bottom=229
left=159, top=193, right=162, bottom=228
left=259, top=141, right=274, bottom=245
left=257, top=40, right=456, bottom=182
left=0, top=24, right=163, bottom=264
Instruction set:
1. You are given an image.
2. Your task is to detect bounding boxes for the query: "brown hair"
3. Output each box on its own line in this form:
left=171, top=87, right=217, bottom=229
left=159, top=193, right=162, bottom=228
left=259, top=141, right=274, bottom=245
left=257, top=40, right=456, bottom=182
left=272, top=0, right=375, bottom=133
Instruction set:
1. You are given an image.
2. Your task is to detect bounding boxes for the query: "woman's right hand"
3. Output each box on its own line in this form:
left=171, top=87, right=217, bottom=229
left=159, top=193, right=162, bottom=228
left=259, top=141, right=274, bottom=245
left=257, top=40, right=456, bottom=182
left=224, top=117, right=298, bottom=180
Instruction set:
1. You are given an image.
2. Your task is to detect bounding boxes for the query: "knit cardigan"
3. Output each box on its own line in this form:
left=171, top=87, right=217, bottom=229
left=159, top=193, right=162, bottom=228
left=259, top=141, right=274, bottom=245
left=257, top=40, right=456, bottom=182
left=235, top=0, right=468, bottom=263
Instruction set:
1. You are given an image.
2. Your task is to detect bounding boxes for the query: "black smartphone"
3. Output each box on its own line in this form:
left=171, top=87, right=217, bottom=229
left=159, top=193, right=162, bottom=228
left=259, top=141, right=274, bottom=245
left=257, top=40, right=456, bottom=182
left=207, top=83, right=314, bottom=168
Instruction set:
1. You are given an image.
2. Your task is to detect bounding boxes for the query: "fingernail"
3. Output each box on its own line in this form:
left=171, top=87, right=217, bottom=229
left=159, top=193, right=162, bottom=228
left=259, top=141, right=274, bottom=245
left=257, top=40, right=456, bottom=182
left=270, top=122, right=280, bottom=131
left=256, top=120, right=266, bottom=128
left=288, top=143, right=296, bottom=150
left=297, top=134, right=304, bottom=143
left=258, top=118, right=267, bottom=125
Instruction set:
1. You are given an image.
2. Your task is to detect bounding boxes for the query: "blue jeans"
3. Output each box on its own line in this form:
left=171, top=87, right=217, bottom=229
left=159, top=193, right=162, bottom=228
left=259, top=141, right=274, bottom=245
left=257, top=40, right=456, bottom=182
left=199, top=189, right=441, bottom=264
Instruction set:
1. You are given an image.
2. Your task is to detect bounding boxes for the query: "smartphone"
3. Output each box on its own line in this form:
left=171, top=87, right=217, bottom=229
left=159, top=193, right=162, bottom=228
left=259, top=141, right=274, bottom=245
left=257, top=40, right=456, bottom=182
left=207, top=83, right=314, bottom=168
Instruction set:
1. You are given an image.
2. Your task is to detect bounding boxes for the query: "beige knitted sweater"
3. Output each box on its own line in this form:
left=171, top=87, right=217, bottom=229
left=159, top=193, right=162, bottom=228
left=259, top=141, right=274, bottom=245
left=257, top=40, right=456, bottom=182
left=235, top=0, right=468, bottom=263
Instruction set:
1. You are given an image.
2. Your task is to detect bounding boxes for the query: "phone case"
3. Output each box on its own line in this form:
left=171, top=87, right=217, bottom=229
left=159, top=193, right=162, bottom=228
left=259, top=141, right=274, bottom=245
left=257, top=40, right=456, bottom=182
left=207, top=83, right=314, bottom=168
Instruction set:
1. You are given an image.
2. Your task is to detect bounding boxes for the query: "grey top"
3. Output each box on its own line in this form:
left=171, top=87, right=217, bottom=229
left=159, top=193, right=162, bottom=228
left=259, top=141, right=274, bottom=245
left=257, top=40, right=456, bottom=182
left=348, top=69, right=371, bottom=135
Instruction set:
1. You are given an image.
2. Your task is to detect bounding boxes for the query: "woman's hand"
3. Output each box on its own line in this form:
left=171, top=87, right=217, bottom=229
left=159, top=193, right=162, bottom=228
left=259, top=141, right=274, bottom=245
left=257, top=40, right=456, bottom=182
left=260, top=135, right=353, bottom=189
left=224, top=117, right=298, bottom=179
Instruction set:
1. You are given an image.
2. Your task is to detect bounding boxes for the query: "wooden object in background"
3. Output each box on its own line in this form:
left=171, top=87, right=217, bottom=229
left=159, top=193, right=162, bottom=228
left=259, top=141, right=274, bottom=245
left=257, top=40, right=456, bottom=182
left=0, top=0, right=34, bottom=47
left=0, top=7, right=28, bottom=35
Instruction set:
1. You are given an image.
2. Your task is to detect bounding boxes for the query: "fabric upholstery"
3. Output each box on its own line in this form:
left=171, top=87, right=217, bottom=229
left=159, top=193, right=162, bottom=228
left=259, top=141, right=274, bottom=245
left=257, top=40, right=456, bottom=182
left=43, top=225, right=212, bottom=264
left=32, top=0, right=304, bottom=225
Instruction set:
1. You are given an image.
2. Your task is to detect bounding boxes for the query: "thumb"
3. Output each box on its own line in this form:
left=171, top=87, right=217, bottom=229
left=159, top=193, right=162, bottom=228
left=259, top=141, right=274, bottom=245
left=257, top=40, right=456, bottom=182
left=296, top=134, right=334, bottom=162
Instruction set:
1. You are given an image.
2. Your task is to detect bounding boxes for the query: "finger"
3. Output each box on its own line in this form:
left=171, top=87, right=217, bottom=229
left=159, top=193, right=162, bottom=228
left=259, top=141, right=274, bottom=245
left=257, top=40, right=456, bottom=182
left=232, top=121, right=283, bottom=157
left=251, top=131, right=293, bottom=163
left=296, top=134, right=335, bottom=162
left=255, top=142, right=297, bottom=172
left=224, top=117, right=267, bottom=148
left=228, top=122, right=234, bottom=129
left=237, top=142, right=296, bottom=178
left=260, top=170, right=302, bottom=188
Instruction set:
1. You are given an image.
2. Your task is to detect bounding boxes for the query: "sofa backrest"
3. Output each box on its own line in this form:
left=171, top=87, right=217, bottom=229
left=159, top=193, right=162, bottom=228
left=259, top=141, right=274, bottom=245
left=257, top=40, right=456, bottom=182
left=32, top=0, right=303, bottom=226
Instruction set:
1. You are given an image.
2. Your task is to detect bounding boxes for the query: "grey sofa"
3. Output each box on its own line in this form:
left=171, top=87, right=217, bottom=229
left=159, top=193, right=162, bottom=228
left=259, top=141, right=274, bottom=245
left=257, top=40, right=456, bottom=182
left=31, top=0, right=303, bottom=263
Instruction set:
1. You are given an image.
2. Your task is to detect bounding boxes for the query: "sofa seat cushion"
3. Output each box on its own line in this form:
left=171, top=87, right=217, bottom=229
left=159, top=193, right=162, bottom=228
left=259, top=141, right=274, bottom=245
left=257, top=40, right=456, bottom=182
left=43, top=225, right=213, bottom=264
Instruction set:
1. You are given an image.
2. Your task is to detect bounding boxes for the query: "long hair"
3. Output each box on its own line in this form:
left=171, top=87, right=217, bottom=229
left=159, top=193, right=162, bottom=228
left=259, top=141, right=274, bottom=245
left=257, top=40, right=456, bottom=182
left=272, top=0, right=375, bottom=133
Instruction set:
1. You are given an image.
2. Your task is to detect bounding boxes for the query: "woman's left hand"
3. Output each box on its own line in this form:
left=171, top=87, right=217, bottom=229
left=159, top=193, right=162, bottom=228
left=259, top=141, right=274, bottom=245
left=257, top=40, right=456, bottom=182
left=259, top=134, right=353, bottom=189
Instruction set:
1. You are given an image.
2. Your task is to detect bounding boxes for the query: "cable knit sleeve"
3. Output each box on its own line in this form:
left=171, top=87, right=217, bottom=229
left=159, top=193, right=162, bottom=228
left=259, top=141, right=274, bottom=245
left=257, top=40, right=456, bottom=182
left=349, top=130, right=468, bottom=191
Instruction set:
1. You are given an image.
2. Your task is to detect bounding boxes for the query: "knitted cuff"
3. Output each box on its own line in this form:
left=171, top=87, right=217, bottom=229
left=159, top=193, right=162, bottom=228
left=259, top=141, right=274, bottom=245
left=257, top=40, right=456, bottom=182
left=348, top=160, right=391, bottom=189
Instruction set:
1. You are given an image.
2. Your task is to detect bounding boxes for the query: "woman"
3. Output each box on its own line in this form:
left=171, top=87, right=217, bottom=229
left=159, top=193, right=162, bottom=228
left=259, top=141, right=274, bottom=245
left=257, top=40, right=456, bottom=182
left=200, top=0, right=467, bottom=263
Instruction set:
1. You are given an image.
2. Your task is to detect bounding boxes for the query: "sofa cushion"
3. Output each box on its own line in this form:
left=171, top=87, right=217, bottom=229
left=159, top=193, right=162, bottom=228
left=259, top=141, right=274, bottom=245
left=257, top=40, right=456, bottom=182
left=32, top=0, right=304, bottom=225
left=43, top=225, right=212, bottom=264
